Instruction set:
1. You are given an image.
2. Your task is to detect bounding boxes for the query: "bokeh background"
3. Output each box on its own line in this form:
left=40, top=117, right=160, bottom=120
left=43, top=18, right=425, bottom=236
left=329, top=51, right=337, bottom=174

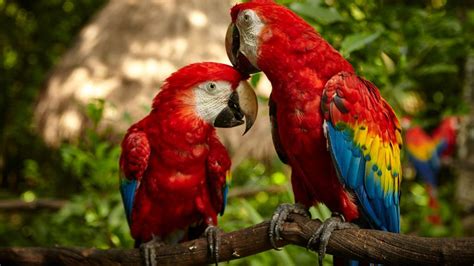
left=1, top=0, right=474, bottom=265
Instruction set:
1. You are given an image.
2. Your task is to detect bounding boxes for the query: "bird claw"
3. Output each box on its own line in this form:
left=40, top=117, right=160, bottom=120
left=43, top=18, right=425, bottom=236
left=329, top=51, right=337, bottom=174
left=269, top=203, right=310, bottom=250
left=306, top=213, right=357, bottom=266
left=205, top=225, right=222, bottom=265
left=140, top=236, right=164, bottom=266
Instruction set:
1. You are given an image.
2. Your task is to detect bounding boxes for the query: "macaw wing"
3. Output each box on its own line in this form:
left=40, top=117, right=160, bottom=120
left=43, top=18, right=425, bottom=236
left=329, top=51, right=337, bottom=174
left=220, top=171, right=232, bottom=215
left=269, top=96, right=289, bottom=164
left=207, top=132, right=232, bottom=215
left=405, top=129, right=440, bottom=186
left=119, top=130, right=150, bottom=225
left=322, top=72, right=402, bottom=233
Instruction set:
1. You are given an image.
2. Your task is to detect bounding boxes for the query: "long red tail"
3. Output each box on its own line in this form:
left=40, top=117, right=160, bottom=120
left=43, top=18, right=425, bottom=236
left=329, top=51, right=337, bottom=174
left=426, top=185, right=441, bottom=225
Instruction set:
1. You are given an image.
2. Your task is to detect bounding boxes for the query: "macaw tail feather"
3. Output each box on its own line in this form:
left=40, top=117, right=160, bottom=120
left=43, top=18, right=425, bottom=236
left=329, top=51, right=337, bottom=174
left=426, top=184, right=442, bottom=225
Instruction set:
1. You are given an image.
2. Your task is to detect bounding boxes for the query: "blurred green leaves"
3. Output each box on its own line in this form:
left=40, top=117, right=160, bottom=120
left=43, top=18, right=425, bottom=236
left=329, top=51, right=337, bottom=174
left=340, top=31, right=382, bottom=57
left=290, top=0, right=344, bottom=25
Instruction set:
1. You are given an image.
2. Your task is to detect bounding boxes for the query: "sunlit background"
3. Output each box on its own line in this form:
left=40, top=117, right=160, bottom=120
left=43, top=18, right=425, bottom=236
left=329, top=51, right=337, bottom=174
left=1, top=0, right=474, bottom=265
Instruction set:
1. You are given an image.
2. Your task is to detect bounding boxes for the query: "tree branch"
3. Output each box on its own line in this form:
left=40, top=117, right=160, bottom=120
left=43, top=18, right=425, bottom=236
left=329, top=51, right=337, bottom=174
left=0, top=199, right=68, bottom=211
left=1, top=214, right=473, bottom=265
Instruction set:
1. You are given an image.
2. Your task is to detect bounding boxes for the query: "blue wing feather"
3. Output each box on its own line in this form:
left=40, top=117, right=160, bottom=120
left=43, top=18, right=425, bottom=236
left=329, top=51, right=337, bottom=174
left=120, top=179, right=139, bottom=225
left=408, top=155, right=439, bottom=187
left=326, top=122, right=399, bottom=232
left=221, top=184, right=229, bottom=215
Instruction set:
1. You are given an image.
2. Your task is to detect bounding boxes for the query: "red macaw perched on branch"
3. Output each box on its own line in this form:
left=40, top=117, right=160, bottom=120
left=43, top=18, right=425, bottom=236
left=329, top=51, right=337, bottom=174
left=403, top=116, right=459, bottom=224
left=226, top=1, right=402, bottom=264
left=119, top=62, right=257, bottom=265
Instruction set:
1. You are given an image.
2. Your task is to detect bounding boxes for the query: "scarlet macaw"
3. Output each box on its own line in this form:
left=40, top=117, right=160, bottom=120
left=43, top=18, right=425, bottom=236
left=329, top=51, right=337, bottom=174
left=119, top=62, right=257, bottom=265
left=226, top=1, right=402, bottom=264
left=404, top=116, right=458, bottom=224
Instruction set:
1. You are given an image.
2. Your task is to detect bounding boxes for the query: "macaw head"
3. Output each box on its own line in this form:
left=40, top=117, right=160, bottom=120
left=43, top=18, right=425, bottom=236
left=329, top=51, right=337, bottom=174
left=154, top=62, right=258, bottom=134
left=432, top=116, right=459, bottom=157
left=438, top=116, right=460, bottom=132
left=225, top=0, right=314, bottom=75
left=400, top=116, right=412, bottom=129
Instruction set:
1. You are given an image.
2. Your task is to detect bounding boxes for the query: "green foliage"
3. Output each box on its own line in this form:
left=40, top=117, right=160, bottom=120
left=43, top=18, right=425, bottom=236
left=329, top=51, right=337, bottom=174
left=0, top=98, right=130, bottom=247
left=340, top=31, right=381, bottom=58
left=290, top=0, right=343, bottom=25
left=0, top=0, right=107, bottom=193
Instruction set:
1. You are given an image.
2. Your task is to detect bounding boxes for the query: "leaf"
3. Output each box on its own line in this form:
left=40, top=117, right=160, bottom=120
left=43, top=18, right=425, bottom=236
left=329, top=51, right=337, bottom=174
left=86, top=99, right=105, bottom=127
left=290, top=2, right=343, bottom=25
left=415, top=64, right=458, bottom=75
left=251, top=72, right=261, bottom=87
left=340, top=31, right=382, bottom=57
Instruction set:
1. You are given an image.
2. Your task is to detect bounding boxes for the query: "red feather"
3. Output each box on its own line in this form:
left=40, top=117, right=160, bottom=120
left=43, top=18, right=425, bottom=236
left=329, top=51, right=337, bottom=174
left=119, top=63, right=238, bottom=244
left=231, top=2, right=401, bottom=229
left=432, top=116, right=458, bottom=158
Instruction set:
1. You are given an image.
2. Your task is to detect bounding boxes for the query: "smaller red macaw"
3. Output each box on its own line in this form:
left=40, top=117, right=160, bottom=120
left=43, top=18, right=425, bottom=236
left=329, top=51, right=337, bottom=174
left=119, top=62, right=257, bottom=265
left=403, top=116, right=458, bottom=224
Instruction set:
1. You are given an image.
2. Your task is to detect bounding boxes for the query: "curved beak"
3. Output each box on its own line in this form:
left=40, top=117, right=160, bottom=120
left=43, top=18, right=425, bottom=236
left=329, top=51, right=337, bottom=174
left=225, top=22, right=260, bottom=75
left=213, top=80, right=258, bottom=135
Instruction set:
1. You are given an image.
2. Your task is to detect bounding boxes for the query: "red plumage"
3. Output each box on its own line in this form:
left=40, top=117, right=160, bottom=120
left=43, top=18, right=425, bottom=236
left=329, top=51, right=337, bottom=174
left=432, top=116, right=458, bottom=158
left=230, top=2, right=401, bottom=228
left=233, top=2, right=357, bottom=220
left=119, top=63, right=240, bottom=244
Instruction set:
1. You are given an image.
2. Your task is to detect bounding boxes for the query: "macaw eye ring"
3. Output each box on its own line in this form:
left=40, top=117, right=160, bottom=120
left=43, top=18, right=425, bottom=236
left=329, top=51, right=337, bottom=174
left=244, top=14, right=250, bottom=21
left=206, top=82, right=217, bottom=93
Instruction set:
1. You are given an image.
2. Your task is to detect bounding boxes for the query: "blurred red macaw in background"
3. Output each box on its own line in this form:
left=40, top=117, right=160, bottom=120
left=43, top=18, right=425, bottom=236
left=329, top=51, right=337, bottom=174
left=119, top=62, right=257, bottom=265
left=404, top=116, right=459, bottom=224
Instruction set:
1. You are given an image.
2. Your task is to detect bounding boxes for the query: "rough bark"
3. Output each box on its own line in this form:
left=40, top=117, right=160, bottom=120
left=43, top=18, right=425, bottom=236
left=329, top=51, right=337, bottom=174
left=457, top=55, right=474, bottom=236
left=1, top=215, right=473, bottom=265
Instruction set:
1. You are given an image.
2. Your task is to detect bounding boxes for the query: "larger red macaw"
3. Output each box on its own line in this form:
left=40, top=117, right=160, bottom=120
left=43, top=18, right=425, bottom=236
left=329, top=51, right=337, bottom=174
left=119, top=62, right=257, bottom=265
left=226, top=1, right=402, bottom=264
left=403, top=116, right=458, bottom=224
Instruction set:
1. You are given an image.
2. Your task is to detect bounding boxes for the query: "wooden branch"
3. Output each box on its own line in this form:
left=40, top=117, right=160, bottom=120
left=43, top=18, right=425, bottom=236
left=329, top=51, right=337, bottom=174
left=1, top=214, right=473, bottom=265
left=0, top=199, right=68, bottom=211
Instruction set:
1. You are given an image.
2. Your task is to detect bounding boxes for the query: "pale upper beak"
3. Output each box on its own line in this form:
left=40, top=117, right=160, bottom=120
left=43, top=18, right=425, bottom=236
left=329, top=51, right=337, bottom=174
left=225, top=22, right=260, bottom=75
left=213, top=80, right=258, bottom=135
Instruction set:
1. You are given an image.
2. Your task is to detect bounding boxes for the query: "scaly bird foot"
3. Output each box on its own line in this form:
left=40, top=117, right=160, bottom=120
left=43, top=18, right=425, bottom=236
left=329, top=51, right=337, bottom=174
left=205, top=225, right=222, bottom=265
left=306, top=213, right=358, bottom=266
left=269, top=203, right=311, bottom=250
left=140, top=236, right=164, bottom=266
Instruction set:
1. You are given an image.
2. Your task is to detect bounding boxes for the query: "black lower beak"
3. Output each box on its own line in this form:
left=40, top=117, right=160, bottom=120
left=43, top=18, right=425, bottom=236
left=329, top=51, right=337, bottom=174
left=225, top=23, right=260, bottom=75
left=213, top=91, right=245, bottom=128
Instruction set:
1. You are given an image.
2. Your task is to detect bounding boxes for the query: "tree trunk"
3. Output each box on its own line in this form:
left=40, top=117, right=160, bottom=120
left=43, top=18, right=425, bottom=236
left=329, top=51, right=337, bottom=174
left=457, top=55, right=474, bottom=236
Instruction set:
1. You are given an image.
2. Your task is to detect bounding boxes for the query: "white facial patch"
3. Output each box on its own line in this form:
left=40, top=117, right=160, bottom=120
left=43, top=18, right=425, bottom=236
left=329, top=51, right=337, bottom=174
left=195, top=81, right=233, bottom=124
left=236, top=9, right=264, bottom=68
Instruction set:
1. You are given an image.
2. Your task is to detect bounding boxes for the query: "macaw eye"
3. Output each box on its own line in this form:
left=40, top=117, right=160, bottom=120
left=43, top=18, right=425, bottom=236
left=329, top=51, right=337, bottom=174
left=240, top=11, right=253, bottom=26
left=206, top=82, right=217, bottom=93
